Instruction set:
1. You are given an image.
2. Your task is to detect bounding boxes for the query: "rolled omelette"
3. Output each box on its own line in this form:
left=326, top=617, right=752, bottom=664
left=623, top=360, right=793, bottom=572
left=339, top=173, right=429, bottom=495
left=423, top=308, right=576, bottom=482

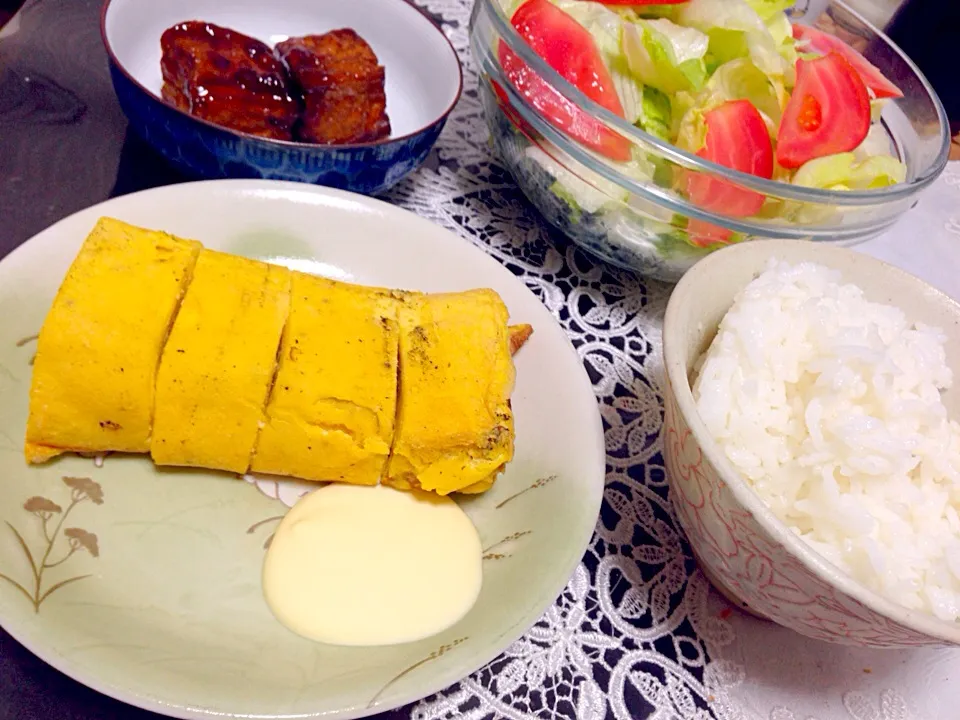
left=250, top=273, right=404, bottom=485
left=150, top=250, right=291, bottom=473
left=383, top=289, right=515, bottom=495
left=25, top=217, right=528, bottom=496
left=25, top=217, right=201, bottom=463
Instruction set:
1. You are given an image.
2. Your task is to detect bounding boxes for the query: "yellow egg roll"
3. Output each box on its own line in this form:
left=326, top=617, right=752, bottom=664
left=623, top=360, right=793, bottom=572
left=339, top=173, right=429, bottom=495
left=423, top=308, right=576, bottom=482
left=383, top=289, right=516, bottom=495
left=150, top=250, right=291, bottom=473
left=25, top=217, right=202, bottom=463
left=250, top=274, right=403, bottom=485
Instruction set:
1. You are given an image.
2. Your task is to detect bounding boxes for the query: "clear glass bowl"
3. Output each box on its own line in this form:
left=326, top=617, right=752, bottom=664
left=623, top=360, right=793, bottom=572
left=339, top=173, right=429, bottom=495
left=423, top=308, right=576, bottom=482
left=469, top=0, right=950, bottom=281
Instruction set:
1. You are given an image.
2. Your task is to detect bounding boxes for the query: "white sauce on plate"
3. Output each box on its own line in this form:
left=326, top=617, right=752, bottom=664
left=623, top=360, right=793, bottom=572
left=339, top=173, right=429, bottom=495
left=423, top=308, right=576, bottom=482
left=263, top=484, right=482, bottom=646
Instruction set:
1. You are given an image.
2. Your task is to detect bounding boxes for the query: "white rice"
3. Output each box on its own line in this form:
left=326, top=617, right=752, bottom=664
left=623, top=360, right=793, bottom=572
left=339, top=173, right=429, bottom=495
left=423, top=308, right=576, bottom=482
left=692, top=260, right=960, bottom=622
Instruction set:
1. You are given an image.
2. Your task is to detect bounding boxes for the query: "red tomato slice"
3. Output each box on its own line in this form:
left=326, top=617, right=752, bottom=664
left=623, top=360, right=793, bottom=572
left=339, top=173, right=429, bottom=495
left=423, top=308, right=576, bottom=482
left=793, top=24, right=903, bottom=99
left=491, top=79, right=526, bottom=129
left=686, top=100, right=773, bottom=218
left=776, top=52, right=870, bottom=169
left=687, top=218, right=734, bottom=248
left=498, top=0, right=631, bottom=162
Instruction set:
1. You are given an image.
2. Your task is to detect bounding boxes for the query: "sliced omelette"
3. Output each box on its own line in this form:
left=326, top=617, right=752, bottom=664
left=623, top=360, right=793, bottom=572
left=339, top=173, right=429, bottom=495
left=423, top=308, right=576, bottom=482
left=151, top=251, right=291, bottom=473
left=251, top=274, right=403, bottom=485
left=383, top=289, right=516, bottom=496
left=25, top=217, right=202, bottom=463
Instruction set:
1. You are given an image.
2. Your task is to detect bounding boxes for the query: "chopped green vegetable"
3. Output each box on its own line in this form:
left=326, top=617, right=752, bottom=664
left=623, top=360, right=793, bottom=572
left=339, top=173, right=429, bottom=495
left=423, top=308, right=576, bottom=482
left=675, top=58, right=783, bottom=150
left=870, top=98, right=888, bottom=123
left=676, top=0, right=790, bottom=80
left=765, top=11, right=798, bottom=74
left=621, top=18, right=709, bottom=95
left=636, top=86, right=672, bottom=140
left=612, top=70, right=644, bottom=124
left=793, top=152, right=906, bottom=189
left=742, top=0, right=795, bottom=21
left=526, top=145, right=626, bottom=213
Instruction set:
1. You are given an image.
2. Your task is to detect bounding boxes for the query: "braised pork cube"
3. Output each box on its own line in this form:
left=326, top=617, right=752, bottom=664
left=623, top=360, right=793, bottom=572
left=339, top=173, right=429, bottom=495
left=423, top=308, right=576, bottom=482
left=277, top=30, right=391, bottom=144
left=160, top=21, right=300, bottom=141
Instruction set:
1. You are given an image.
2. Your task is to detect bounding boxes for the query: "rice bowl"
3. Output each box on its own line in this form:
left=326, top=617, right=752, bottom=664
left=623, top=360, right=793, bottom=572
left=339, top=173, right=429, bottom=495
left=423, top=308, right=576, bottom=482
left=663, top=239, right=960, bottom=648
left=693, top=260, right=960, bottom=623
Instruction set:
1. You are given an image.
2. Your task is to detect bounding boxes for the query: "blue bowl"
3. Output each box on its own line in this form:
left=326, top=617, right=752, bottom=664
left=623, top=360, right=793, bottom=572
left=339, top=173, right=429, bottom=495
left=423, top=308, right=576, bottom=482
left=100, top=0, right=463, bottom=195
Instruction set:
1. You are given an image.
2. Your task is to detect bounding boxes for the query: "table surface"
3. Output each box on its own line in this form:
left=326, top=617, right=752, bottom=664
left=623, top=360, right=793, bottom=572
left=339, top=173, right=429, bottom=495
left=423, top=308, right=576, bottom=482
left=3, top=1, right=960, bottom=719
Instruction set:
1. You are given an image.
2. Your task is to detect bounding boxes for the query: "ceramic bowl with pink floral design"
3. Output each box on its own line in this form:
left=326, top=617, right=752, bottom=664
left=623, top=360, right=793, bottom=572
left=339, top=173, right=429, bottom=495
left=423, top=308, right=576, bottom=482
left=662, top=239, right=960, bottom=649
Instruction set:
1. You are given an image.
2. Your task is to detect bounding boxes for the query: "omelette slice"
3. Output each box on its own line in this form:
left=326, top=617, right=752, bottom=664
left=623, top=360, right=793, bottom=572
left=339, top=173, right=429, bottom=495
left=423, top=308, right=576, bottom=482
left=251, top=274, right=402, bottom=485
left=150, top=251, right=291, bottom=473
left=383, top=289, right=516, bottom=496
left=25, top=217, right=202, bottom=463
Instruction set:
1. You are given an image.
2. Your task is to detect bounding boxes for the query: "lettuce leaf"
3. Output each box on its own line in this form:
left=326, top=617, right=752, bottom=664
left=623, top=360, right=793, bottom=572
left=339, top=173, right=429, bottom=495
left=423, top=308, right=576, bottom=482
left=636, top=86, right=672, bottom=140
left=622, top=17, right=709, bottom=95
left=497, top=0, right=521, bottom=17
left=870, top=98, right=888, bottom=123
left=611, top=70, right=644, bottom=124
left=674, top=58, right=783, bottom=151
left=792, top=152, right=907, bottom=190
left=765, top=11, right=798, bottom=79
left=526, top=140, right=655, bottom=215
left=610, top=5, right=682, bottom=22
left=742, top=0, right=795, bottom=21
left=675, top=0, right=790, bottom=80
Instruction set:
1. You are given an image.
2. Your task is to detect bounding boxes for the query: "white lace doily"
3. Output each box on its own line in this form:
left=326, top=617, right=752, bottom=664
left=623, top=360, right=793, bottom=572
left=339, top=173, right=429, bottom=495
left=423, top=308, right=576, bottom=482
left=366, top=2, right=960, bottom=718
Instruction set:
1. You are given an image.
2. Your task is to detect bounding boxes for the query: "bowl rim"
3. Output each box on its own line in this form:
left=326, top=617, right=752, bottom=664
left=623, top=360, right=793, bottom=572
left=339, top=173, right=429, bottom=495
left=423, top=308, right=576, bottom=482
left=99, top=0, right=464, bottom=151
left=663, top=239, right=960, bottom=646
left=478, top=0, right=950, bottom=206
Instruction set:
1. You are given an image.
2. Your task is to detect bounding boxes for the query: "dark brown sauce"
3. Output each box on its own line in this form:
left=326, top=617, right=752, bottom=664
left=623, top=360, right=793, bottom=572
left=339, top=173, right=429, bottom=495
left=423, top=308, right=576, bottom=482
left=159, top=21, right=391, bottom=145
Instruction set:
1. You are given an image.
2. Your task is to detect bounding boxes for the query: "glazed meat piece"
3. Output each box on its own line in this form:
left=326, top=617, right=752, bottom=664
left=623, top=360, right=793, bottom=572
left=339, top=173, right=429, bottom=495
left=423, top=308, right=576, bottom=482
left=276, top=30, right=391, bottom=144
left=160, top=21, right=300, bottom=141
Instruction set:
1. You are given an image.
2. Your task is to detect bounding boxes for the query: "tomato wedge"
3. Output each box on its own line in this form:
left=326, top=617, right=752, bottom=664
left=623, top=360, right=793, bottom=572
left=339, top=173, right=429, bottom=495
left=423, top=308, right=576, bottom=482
left=498, top=0, right=631, bottom=162
left=491, top=79, right=526, bottom=129
left=686, top=100, right=773, bottom=218
left=687, top=218, right=734, bottom=248
left=776, top=52, right=870, bottom=169
left=793, top=24, right=903, bottom=99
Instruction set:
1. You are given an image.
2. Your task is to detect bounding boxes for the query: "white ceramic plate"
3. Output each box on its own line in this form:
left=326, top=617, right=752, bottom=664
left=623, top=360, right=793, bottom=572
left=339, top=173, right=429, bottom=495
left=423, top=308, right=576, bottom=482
left=0, top=180, right=605, bottom=719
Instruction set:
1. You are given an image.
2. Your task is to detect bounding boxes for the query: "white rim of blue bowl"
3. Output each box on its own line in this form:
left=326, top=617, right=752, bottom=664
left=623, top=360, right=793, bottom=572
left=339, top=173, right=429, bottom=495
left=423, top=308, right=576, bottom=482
left=99, top=0, right=464, bottom=150
left=664, top=239, right=960, bottom=646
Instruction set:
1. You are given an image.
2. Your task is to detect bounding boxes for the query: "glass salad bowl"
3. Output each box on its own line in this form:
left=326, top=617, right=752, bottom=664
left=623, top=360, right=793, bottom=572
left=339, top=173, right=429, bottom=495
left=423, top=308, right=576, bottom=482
left=469, top=0, right=950, bottom=282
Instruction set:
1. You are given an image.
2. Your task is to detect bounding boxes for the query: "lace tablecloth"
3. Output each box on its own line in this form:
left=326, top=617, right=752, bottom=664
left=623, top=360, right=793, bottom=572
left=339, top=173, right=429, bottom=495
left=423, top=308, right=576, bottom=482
left=2, top=0, right=960, bottom=717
